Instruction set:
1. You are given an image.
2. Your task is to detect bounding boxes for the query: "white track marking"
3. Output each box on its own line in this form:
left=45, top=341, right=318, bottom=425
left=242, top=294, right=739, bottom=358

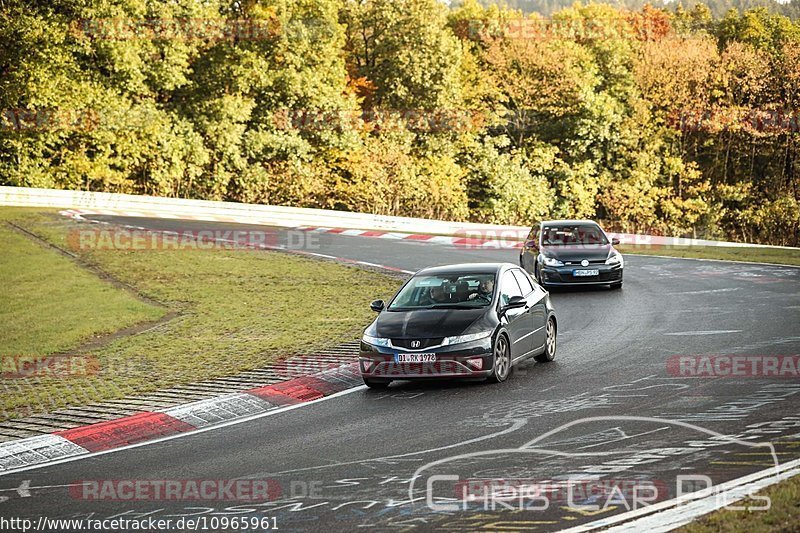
left=667, top=287, right=742, bottom=295
left=663, top=330, right=742, bottom=336
left=575, top=427, right=671, bottom=450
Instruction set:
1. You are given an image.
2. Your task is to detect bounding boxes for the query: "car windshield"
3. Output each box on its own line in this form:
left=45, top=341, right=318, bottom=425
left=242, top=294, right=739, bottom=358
left=388, top=274, right=496, bottom=310
left=542, top=224, right=608, bottom=246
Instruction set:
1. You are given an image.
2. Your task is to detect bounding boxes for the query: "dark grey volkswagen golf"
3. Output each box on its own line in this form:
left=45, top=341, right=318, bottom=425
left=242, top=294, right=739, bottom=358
left=520, top=220, right=624, bottom=289
left=359, top=263, right=557, bottom=389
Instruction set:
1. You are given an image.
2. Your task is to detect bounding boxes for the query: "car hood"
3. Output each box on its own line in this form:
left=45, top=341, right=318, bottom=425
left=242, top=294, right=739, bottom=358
left=541, top=244, right=611, bottom=262
left=373, top=308, right=488, bottom=339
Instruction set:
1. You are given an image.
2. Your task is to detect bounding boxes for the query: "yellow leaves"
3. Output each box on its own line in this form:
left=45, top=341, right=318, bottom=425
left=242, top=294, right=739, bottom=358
left=485, top=37, right=598, bottom=118
left=635, top=36, right=718, bottom=110
left=718, top=41, right=772, bottom=105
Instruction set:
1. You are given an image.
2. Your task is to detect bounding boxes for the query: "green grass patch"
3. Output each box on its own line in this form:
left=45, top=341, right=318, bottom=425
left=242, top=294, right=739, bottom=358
left=0, top=208, right=401, bottom=421
left=618, top=244, right=800, bottom=266
left=679, top=473, right=800, bottom=532
left=0, top=213, right=164, bottom=356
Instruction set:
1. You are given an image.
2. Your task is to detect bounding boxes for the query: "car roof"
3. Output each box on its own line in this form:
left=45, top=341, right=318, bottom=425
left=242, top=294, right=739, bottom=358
left=415, top=263, right=513, bottom=276
left=540, top=219, right=601, bottom=226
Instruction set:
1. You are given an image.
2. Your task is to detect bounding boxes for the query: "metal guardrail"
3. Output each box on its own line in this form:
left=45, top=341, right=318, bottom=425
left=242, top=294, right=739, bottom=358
left=1, top=186, right=794, bottom=249
left=0, top=186, right=521, bottom=233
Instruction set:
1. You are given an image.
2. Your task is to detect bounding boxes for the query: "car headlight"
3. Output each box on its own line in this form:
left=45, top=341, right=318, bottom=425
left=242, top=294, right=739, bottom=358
left=442, top=331, right=492, bottom=346
left=541, top=255, right=564, bottom=267
left=362, top=333, right=391, bottom=347
left=606, top=252, right=623, bottom=265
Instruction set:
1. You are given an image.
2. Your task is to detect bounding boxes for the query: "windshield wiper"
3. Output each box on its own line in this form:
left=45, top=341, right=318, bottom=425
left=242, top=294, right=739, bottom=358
left=427, top=303, right=482, bottom=309
left=388, top=304, right=483, bottom=311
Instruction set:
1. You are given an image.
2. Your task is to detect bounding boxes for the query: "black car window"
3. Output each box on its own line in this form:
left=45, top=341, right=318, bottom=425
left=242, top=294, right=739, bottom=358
left=542, top=224, right=608, bottom=246
left=499, top=271, right=523, bottom=307
left=388, top=274, right=495, bottom=310
left=511, top=269, right=534, bottom=295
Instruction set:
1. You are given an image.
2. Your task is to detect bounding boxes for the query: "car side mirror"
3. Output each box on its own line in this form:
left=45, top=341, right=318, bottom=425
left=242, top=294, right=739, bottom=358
left=611, top=237, right=620, bottom=246
left=500, top=295, right=527, bottom=315
left=370, top=299, right=385, bottom=312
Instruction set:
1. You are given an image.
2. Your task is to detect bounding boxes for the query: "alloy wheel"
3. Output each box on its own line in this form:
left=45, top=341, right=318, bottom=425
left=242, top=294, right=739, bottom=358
left=546, top=318, right=556, bottom=357
left=493, top=335, right=510, bottom=381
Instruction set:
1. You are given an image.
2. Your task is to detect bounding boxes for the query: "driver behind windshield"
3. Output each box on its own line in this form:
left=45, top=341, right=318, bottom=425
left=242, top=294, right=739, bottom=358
left=543, top=225, right=606, bottom=246
left=429, top=284, right=449, bottom=304
left=468, top=278, right=494, bottom=302
left=416, top=283, right=449, bottom=306
left=390, top=276, right=495, bottom=309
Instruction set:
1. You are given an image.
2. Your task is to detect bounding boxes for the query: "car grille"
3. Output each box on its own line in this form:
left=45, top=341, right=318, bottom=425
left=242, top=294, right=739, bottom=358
left=562, top=259, right=607, bottom=265
left=543, top=269, right=621, bottom=282
left=371, top=361, right=473, bottom=376
left=563, top=270, right=621, bottom=282
left=392, top=338, right=444, bottom=349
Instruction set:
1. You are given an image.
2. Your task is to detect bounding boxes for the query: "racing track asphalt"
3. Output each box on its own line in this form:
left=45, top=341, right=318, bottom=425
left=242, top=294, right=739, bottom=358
left=1, top=215, right=799, bottom=532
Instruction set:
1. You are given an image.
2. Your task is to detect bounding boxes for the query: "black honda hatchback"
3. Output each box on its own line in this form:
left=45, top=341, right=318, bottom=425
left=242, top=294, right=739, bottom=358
left=359, top=263, right=557, bottom=389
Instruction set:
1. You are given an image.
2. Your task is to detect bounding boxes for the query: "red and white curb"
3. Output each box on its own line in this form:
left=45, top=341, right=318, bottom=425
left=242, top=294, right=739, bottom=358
left=59, top=209, right=524, bottom=250
left=58, top=209, right=415, bottom=274
left=295, top=225, right=507, bottom=247
left=0, top=363, right=363, bottom=474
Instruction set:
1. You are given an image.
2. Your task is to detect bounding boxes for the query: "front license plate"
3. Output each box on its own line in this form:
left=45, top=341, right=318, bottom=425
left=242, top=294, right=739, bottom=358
left=395, top=353, right=436, bottom=363
left=573, top=269, right=600, bottom=277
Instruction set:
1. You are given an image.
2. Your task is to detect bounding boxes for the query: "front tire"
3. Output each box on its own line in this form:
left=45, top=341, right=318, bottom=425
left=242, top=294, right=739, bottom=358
left=535, top=264, right=550, bottom=289
left=610, top=282, right=622, bottom=290
left=488, top=334, right=511, bottom=383
left=535, top=317, right=557, bottom=363
left=363, top=378, right=390, bottom=390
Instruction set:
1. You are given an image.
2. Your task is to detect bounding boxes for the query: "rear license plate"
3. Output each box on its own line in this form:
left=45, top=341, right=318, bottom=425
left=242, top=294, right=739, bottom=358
left=573, top=269, right=600, bottom=277
left=395, top=353, right=436, bottom=363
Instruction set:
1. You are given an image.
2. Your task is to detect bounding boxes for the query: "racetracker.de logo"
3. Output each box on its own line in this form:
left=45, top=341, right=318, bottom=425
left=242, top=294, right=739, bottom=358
left=1, top=355, right=99, bottom=379
left=66, top=228, right=327, bottom=251
left=452, top=229, right=527, bottom=250
left=667, top=355, right=800, bottom=378
left=67, top=228, right=278, bottom=251
left=69, top=479, right=282, bottom=501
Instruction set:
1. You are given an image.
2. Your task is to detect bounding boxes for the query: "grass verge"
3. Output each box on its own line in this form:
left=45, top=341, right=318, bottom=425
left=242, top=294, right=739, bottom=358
left=618, top=244, right=800, bottom=266
left=679, top=473, right=800, bottom=532
left=0, top=216, right=164, bottom=356
left=0, top=208, right=401, bottom=421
